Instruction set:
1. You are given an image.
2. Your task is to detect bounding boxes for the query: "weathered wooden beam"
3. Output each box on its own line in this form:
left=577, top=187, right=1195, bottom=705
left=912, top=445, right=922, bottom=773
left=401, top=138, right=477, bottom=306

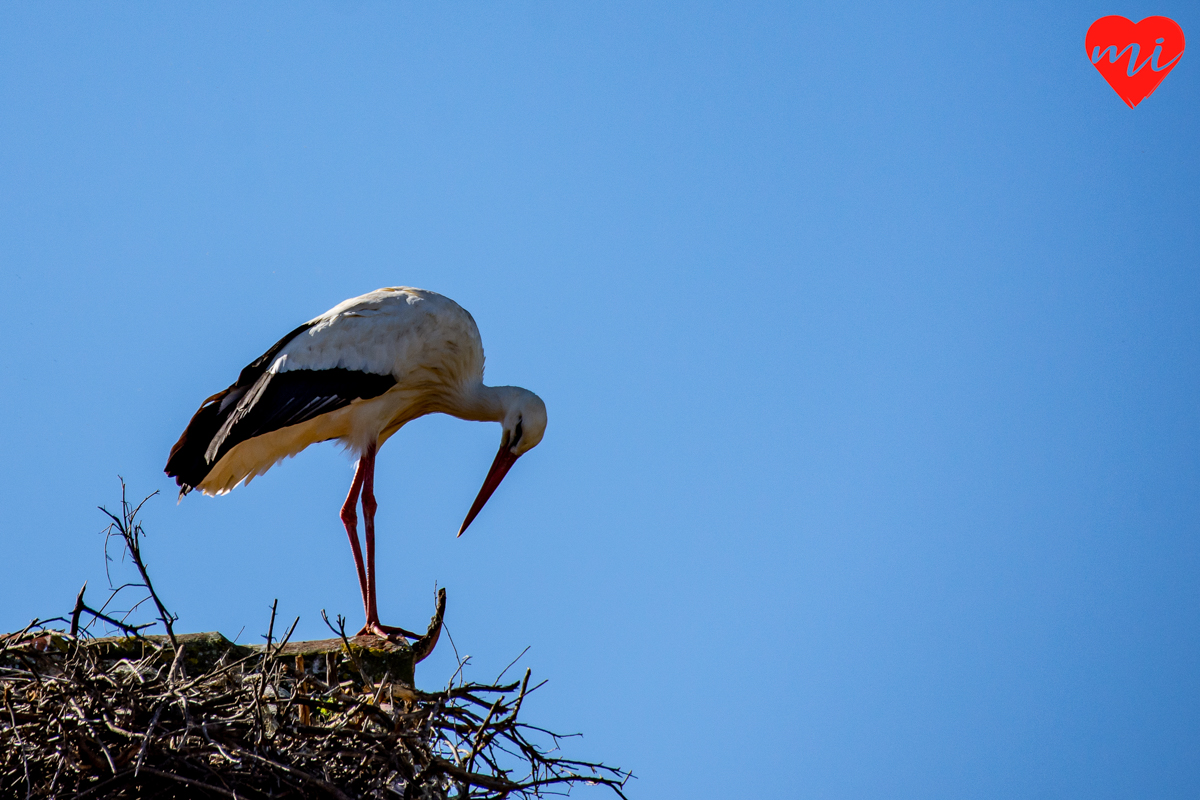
left=4, top=591, right=444, bottom=689
left=81, top=631, right=416, bottom=686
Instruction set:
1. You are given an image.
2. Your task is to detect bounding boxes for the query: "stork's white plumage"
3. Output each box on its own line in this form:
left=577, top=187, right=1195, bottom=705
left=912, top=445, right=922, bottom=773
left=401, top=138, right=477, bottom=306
left=166, top=287, right=547, bottom=638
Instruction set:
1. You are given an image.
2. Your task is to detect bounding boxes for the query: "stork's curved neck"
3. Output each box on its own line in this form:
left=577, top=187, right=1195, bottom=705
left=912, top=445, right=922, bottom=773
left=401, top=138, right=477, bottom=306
left=453, top=384, right=527, bottom=423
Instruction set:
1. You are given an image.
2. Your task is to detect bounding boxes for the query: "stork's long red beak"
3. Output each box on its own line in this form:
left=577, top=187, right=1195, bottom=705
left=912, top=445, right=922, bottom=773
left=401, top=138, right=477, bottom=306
left=458, top=445, right=521, bottom=536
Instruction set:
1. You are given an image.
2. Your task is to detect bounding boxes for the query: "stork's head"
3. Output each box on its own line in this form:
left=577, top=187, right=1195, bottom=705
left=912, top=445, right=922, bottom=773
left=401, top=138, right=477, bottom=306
left=502, top=389, right=547, bottom=456
left=458, top=388, right=547, bottom=536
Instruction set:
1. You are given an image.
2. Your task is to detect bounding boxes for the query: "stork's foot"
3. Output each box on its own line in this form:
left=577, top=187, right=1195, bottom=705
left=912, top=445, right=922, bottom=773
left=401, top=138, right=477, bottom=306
left=355, top=588, right=447, bottom=664
left=356, top=621, right=420, bottom=640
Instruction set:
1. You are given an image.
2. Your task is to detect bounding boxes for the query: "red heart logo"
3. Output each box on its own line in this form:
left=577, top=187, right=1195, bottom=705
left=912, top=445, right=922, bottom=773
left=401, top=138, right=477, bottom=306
left=1086, top=16, right=1185, bottom=107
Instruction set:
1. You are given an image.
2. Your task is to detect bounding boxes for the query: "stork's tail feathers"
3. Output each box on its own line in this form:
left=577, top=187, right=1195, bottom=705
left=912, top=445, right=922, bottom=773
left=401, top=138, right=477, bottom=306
left=165, top=320, right=319, bottom=496
left=165, top=390, right=235, bottom=497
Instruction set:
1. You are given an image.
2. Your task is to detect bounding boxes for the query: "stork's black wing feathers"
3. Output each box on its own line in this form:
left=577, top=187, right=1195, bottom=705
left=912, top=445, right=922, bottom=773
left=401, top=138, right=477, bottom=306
left=203, top=367, right=396, bottom=465
left=164, top=320, right=395, bottom=495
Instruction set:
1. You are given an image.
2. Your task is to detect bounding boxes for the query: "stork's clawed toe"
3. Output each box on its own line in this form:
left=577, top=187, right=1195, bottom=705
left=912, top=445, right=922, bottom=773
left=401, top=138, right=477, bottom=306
left=357, top=621, right=420, bottom=641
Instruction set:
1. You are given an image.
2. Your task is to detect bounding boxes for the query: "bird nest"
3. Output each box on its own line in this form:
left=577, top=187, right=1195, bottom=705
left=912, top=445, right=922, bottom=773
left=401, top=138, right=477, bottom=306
left=1, top=626, right=627, bottom=799
left=0, top=484, right=629, bottom=798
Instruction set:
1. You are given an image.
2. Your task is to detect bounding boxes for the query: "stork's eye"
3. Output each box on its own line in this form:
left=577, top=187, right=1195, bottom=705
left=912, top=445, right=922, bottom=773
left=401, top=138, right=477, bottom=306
left=511, top=419, right=524, bottom=450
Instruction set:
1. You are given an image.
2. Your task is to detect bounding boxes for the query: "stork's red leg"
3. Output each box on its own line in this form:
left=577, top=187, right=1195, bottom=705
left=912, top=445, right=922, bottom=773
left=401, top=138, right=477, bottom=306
left=360, top=441, right=381, bottom=628
left=354, top=442, right=422, bottom=640
left=340, top=455, right=370, bottom=623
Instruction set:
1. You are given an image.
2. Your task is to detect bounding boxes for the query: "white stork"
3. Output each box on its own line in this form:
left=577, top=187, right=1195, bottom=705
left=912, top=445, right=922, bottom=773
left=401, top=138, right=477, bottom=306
left=165, top=287, right=547, bottom=638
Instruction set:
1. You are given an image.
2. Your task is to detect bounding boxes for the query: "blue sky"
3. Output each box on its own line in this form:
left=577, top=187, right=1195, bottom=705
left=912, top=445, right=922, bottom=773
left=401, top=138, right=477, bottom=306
left=2, top=3, right=1198, bottom=797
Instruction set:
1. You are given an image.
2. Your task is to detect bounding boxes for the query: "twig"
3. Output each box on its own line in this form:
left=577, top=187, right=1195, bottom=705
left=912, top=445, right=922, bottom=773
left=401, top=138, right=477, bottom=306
left=132, top=701, right=164, bottom=777
left=98, top=479, right=177, bottom=649
left=72, top=604, right=154, bottom=638
left=263, top=599, right=279, bottom=653
left=496, top=646, right=530, bottom=685
left=69, top=584, right=87, bottom=638
left=412, top=587, right=447, bottom=664
left=322, top=609, right=369, bottom=688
